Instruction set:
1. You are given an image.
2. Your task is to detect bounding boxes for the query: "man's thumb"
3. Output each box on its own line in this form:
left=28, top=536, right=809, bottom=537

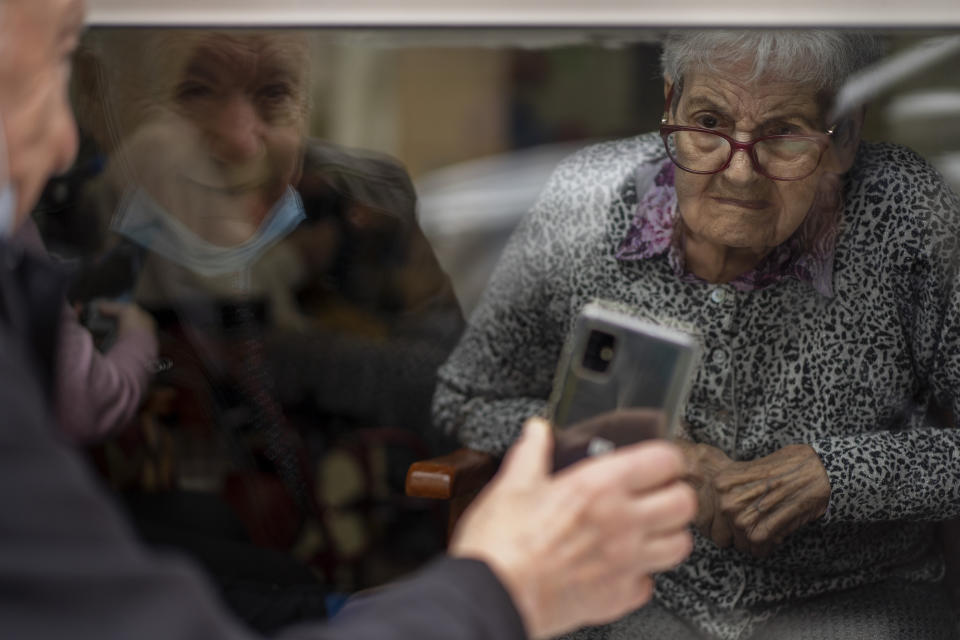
left=498, top=417, right=553, bottom=486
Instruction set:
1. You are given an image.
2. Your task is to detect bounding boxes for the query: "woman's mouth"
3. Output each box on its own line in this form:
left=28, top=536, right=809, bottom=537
left=712, top=196, right=770, bottom=210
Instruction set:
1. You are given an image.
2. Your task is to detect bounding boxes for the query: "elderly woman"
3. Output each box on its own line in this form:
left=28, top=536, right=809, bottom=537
left=434, top=30, right=960, bottom=639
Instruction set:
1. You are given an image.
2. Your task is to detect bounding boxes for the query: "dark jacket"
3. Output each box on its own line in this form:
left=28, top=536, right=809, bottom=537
left=0, top=239, right=525, bottom=640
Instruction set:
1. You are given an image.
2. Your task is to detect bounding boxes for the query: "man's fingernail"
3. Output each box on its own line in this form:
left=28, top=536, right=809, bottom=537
left=524, top=418, right=547, bottom=437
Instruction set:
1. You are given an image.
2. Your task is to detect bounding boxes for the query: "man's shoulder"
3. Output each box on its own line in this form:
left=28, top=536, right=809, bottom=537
left=299, top=138, right=417, bottom=225
left=302, top=138, right=411, bottom=180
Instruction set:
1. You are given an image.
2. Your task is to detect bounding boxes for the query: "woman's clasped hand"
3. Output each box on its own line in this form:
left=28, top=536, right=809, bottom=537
left=680, top=439, right=831, bottom=557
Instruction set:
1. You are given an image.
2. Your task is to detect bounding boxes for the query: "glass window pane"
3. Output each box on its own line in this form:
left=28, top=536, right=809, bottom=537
left=21, top=18, right=960, bottom=635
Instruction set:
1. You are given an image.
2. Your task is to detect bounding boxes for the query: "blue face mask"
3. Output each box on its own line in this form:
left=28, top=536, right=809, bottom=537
left=112, top=185, right=306, bottom=277
left=0, top=180, right=17, bottom=238
left=0, top=117, right=16, bottom=238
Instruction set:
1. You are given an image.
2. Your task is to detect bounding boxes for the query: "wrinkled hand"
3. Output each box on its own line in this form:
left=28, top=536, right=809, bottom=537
left=96, top=301, right=157, bottom=338
left=714, top=445, right=831, bottom=557
left=676, top=439, right=736, bottom=548
left=450, top=416, right=696, bottom=640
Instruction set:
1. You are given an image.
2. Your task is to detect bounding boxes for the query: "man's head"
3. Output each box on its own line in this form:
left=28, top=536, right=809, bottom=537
left=78, top=29, right=310, bottom=246
left=0, top=0, right=84, bottom=230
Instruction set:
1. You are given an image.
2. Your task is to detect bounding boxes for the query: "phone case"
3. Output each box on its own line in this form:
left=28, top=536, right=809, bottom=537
left=547, top=301, right=700, bottom=467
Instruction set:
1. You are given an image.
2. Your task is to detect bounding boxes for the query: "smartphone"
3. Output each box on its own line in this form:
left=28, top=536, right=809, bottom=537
left=548, top=301, right=700, bottom=469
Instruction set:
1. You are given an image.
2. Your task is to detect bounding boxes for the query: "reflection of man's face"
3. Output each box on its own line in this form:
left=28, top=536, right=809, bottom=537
left=108, top=31, right=309, bottom=245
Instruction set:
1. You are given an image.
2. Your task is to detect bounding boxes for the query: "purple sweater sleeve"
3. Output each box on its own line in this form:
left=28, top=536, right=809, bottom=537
left=55, top=304, right=158, bottom=442
left=14, top=218, right=158, bottom=441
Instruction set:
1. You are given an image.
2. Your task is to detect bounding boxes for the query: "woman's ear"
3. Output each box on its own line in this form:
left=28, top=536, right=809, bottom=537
left=828, top=105, right=865, bottom=174
left=662, top=76, right=674, bottom=123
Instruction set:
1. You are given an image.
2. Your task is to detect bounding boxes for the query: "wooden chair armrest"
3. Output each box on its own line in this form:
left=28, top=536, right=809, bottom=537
left=405, top=448, right=498, bottom=500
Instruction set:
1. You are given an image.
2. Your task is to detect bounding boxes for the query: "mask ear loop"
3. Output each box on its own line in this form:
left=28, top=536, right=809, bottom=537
left=0, top=113, right=19, bottom=237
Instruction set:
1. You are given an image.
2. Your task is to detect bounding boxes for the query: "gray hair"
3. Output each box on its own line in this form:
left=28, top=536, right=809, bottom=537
left=661, top=30, right=886, bottom=97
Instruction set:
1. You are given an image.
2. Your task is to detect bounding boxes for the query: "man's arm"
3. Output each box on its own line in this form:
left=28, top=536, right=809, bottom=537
left=0, top=327, right=528, bottom=640
left=298, top=558, right=525, bottom=640
left=2, top=324, right=695, bottom=640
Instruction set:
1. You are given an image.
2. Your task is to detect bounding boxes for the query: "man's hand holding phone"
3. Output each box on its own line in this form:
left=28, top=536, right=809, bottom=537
left=82, top=299, right=156, bottom=351
left=450, top=416, right=696, bottom=640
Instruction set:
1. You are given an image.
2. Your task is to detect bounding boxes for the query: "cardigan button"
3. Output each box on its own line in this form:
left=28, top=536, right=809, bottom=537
left=709, top=288, right=728, bottom=304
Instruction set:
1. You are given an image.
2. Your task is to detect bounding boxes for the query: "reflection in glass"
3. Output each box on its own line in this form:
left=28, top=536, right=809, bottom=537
left=51, top=29, right=466, bottom=624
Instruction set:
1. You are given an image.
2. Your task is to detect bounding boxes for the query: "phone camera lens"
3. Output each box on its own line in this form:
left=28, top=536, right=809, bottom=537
left=582, top=330, right=616, bottom=374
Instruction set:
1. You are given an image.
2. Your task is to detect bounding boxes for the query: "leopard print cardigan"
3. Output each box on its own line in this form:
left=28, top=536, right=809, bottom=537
left=433, top=132, right=960, bottom=639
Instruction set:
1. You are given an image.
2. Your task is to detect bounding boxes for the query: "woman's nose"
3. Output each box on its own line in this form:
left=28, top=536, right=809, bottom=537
left=722, top=148, right=760, bottom=184
left=204, top=95, right=263, bottom=165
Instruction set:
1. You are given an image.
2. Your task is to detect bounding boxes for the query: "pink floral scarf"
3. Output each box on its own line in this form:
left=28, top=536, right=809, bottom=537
left=615, top=160, right=839, bottom=297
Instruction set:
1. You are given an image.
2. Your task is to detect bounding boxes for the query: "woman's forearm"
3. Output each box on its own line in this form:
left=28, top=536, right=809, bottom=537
left=812, top=426, right=960, bottom=523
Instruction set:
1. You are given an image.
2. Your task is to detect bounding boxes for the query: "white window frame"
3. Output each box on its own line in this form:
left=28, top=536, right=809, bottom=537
left=86, top=0, right=960, bottom=28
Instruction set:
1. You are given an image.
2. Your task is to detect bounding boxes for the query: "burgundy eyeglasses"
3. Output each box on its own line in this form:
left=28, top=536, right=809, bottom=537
left=659, top=89, right=835, bottom=181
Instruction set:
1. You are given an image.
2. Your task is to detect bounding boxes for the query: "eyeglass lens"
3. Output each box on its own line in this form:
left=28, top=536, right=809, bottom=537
left=665, top=130, right=821, bottom=179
